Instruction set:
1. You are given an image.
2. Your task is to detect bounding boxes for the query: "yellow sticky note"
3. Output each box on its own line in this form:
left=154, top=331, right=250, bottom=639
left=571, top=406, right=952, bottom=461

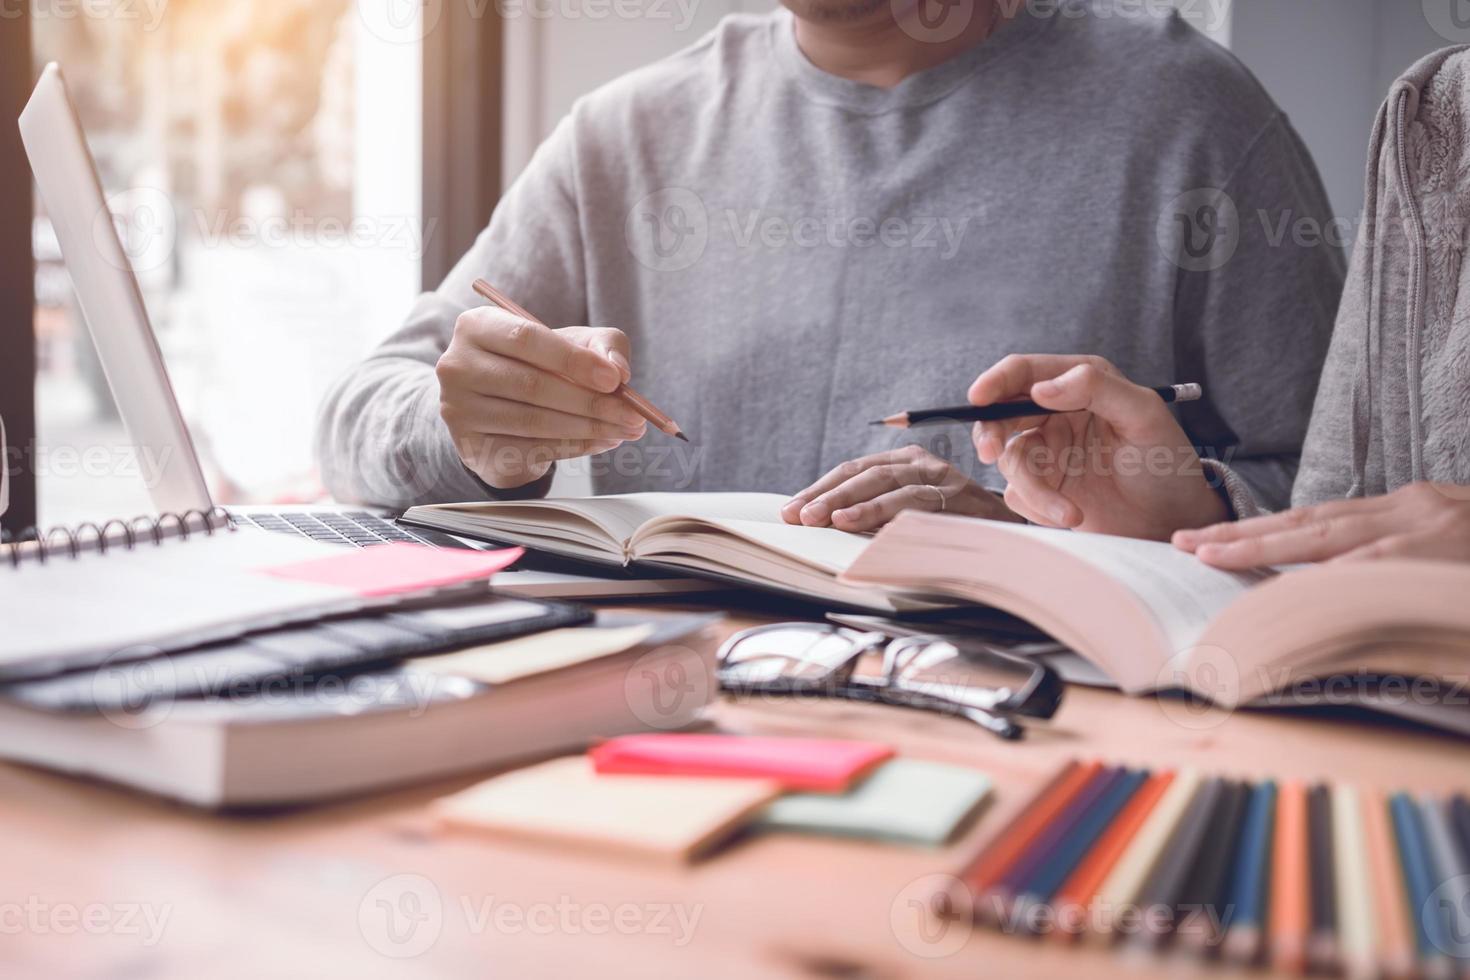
left=410, top=624, right=657, bottom=684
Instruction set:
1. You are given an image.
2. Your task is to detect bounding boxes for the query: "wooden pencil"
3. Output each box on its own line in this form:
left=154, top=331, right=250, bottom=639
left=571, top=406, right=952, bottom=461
left=1306, top=783, right=1341, bottom=974
left=470, top=278, right=688, bottom=441
left=1451, top=795, right=1470, bottom=862
left=1093, top=769, right=1203, bottom=937
left=1132, top=777, right=1227, bottom=948
left=1391, top=792, right=1454, bottom=979
left=1051, top=770, right=1176, bottom=941
left=1361, top=788, right=1416, bottom=980
left=1269, top=780, right=1310, bottom=975
left=1018, top=769, right=1148, bottom=909
left=1175, top=778, right=1251, bottom=953
left=1331, top=783, right=1377, bottom=980
left=946, top=760, right=1092, bottom=921
left=1221, top=780, right=1278, bottom=966
left=990, top=767, right=1125, bottom=913
left=1419, top=796, right=1470, bottom=968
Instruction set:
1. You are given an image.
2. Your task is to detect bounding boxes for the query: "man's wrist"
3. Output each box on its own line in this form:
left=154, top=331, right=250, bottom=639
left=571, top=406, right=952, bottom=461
left=463, top=462, right=557, bottom=500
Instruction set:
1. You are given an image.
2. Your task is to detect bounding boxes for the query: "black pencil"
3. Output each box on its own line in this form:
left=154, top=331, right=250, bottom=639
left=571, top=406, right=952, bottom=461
left=1452, top=794, right=1470, bottom=863
left=870, top=383, right=1204, bottom=429
left=1133, top=777, right=1227, bottom=948
left=1306, top=783, right=1340, bottom=975
left=1176, top=779, right=1252, bottom=953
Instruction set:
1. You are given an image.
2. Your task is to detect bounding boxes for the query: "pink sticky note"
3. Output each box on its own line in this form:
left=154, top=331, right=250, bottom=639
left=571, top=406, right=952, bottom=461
left=261, top=543, right=523, bottom=597
left=590, top=734, right=895, bottom=793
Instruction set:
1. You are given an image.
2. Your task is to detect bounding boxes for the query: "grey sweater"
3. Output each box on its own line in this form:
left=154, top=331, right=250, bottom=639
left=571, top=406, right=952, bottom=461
left=317, top=2, right=1344, bottom=508
left=1214, top=46, right=1470, bottom=518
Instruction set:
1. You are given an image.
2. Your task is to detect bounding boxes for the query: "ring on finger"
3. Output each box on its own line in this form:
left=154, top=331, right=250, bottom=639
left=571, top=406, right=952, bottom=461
left=922, top=484, right=949, bottom=512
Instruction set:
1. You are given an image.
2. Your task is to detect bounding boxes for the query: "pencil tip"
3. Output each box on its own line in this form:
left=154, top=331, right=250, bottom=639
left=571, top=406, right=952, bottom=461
left=867, top=420, right=885, bottom=427
left=674, top=431, right=690, bottom=443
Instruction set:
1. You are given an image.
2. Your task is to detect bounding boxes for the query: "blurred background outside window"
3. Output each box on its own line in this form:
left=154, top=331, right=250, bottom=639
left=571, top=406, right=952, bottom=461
left=32, top=0, right=421, bottom=524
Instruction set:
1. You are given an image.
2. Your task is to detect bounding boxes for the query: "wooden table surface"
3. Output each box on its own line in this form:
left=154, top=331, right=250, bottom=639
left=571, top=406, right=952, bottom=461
left=4, top=602, right=1467, bottom=980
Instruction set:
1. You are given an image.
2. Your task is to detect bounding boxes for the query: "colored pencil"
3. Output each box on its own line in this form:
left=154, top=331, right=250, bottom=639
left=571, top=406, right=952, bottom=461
left=470, top=278, right=689, bottom=442
left=1222, top=781, right=1277, bottom=966
left=1362, top=788, right=1417, bottom=980
left=1420, top=796, right=1470, bottom=967
left=1451, top=795, right=1470, bottom=862
left=1331, top=784, right=1376, bottom=980
left=1270, top=780, right=1310, bottom=975
left=1094, top=769, right=1203, bottom=936
left=991, top=767, right=1125, bottom=910
left=949, top=760, right=1094, bottom=921
left=1052, top=770, right=1176, bottom=940
left=1307, top=783, right=1341, bottom=974
left=1015, top=769, right=1147, bottom=914
left=1175, top=779, right=1251, bottom=952
left=1133, top=777, right=1227, bottom=947
left=1391, top=792, right=1454, bottom=978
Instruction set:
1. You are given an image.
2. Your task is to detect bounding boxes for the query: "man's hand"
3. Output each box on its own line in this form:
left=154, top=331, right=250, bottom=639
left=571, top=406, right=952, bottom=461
left=436, top=306, right=648, bottom=490
left=781, top=445, right=1016, bottom=533
left=1174, top=483, right=1470, bottom=569
left=969, top=354, right=1228, bottom=541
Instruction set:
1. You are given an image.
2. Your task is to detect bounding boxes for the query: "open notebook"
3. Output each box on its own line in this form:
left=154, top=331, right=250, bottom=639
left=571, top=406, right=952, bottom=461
left=401, top=493, right=944, bottom=614
left=2, top=513, right=520, bottom=681
left=843, top=511, right=1470, bottom=708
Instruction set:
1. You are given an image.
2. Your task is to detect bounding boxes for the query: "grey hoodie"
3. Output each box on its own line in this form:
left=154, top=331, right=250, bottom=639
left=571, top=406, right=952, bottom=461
left=1217, top=46, right=1470, bottom=517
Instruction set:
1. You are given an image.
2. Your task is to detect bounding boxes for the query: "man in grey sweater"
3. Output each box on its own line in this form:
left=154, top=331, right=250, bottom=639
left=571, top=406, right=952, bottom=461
left=976, top=48, right=1470, bottom=566
left=317, top=0, right=1344, bottom=526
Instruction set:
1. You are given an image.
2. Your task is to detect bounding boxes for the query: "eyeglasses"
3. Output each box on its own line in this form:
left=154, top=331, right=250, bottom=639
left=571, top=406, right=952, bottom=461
left=716, top=623, right=1064, bottom=741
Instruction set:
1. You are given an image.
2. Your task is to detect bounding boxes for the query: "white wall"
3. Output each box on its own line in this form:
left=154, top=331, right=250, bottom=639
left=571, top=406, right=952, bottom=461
left=503, top=0, right=777, bottom=181
left=1228, top=0, right=1450, bottom=225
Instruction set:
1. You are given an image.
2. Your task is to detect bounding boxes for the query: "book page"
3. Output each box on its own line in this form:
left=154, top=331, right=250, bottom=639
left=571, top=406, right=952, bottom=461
left=425, top=493, right=788, bottom=547
left=680, top=518, right=874, bottom=575
left=996, top=525, right=1267, bottom=653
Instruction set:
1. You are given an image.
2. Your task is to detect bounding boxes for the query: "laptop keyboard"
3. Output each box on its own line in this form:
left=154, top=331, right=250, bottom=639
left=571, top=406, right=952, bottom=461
left=231, top=510, right=466, bottom=549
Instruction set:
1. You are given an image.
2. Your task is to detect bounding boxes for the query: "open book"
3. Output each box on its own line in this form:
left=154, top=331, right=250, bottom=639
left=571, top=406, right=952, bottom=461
left=401, top=493, right=944, bottom=614
left=843, top=511, right=1470, bottom=708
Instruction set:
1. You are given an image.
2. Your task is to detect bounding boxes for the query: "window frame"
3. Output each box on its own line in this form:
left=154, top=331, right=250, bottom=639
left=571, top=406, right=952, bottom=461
left=1, top=12, right=37, bottom=535
left=421, top=3, right=505, bottom=288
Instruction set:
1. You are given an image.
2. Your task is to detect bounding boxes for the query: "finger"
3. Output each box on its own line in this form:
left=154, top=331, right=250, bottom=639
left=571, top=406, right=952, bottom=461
left=801, top=463, right=934, bottom=527
left=968, top=354, right=1109, bottom=408
left=1001, top=482, right=1054, bottom=527
left=462, top=308, right=623, bottom=393
left=452, top=351, right=648, bottom=426
left=1193, top=513, right=1400, bottom=569
left=564, top=326, right=633, bottom=384
left=449, top=394, right=647, bottom=442
left=1173, top=496, right=1396, bottom=551
left=831, top=484, right=946, bottom=533
left=1331, top=531, right=1438, bottom=563
left=1027, top=363, right=1164, bottom=439
left=974, top=417, right=1051, bottom=464
left=998, top=429, right=1081, bottom=528
left=784, top=450, right=928, bottom=521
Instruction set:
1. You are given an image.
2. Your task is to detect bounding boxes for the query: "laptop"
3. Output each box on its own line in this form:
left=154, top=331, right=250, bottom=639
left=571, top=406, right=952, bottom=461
left=18, top=63, right=464, bottom=550
left=18, top=63, right=715, bottom=599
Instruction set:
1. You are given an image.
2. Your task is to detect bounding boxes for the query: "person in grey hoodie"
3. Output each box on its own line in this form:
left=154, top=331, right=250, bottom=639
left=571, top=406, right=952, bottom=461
left=970, top=47, right=1470, bottom=568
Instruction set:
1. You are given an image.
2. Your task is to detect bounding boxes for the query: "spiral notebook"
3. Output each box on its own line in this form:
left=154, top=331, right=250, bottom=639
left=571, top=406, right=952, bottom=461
left=0, top=510, right=523, bottom=681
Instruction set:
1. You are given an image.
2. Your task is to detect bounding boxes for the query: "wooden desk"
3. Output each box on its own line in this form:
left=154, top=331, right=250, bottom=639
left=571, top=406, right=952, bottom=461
left=4, top=606, right=1467, bottom=980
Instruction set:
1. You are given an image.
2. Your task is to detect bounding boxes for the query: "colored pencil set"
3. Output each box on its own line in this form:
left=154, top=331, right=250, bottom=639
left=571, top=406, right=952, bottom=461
left=943, top=760, right=1470, bottom=977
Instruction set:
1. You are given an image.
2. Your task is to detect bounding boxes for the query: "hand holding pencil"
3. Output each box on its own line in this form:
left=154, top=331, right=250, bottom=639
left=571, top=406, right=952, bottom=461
left=965, top=354, right=1228, bottom=541
left=435, top=279, right=685, bottom=491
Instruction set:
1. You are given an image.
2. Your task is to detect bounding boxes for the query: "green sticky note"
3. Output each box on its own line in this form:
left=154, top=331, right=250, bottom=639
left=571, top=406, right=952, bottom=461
left=756, top=759, right=993, bottom=847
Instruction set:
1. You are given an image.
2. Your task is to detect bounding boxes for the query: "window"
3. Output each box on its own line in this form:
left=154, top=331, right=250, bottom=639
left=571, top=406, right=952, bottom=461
left=29, top=0, right=424, bottom=525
